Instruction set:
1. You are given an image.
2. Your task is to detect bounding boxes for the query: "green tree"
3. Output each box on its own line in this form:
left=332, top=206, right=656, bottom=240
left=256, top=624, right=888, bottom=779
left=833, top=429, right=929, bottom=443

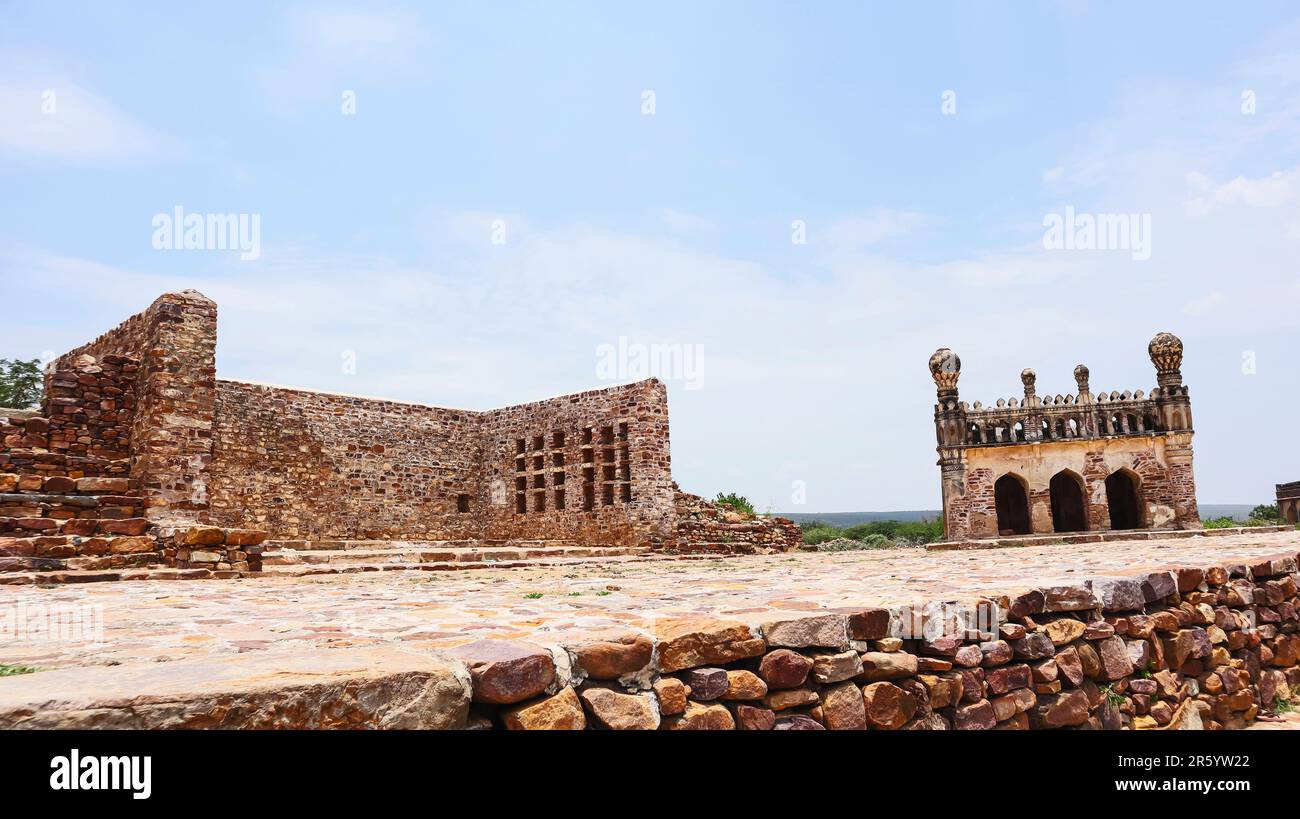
left=714, top=492, right=755, bottom=516
left=0, top=358, right=43, bottom=409
left=1250, top=503, right=1280, bottom=522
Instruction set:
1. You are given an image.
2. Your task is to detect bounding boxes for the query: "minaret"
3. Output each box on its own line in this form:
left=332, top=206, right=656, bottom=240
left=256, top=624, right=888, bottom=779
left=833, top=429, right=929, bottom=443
left=1021, top=368, right=1039, bottom=441
left=1148, top=331, right=1199, bottom=527
left=929, top=348, right=966, bottom=539
left=1148, top=332, right=1191, bottom=431
left=1073, top=363, right=1094, bottom=436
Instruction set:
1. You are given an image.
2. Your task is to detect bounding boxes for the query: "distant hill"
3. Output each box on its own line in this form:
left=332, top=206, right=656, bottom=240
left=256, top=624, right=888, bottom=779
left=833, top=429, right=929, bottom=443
left=777, top=511, right=940, bottom=527
left=778, top=504, right=1258, bottom=527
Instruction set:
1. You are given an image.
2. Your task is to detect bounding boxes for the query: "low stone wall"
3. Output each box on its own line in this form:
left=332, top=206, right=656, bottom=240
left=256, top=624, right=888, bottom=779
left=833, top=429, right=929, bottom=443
left=4, top=546, right=1292, bottom=729
left=663, top=490, right=803, bottom=554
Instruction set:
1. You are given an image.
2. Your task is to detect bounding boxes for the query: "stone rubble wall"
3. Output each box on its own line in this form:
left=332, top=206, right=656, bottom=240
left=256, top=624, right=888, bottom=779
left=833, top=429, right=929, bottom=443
left=2, top=548, right=1295, bottom=728
left=1, top=354, right=137, bottom=479
left=207, top=381, right=485, bottom=541
left=478, top=379, right=674, bottom=548
left=664, top=489, right=803, bottom=554
left=444, top=550, right=1299, bottom=730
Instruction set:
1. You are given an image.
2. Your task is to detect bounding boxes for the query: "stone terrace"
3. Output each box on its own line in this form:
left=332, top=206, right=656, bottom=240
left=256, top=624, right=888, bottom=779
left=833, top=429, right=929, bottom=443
left=7, top=529, right=1298, bottom=671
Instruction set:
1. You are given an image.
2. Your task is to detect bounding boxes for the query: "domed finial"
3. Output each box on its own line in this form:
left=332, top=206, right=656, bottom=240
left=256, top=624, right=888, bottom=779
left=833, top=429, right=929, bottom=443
left=1148, top=332, right=1184, bottom=387
left=1020, top=368, right=1036, bottom=388
left=929, top=348, right=961, bottom=395
left=1073, top=363, right=1090, bottom=392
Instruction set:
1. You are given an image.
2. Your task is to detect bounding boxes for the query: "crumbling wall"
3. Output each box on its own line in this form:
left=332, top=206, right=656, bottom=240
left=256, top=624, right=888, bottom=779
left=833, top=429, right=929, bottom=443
left=667, top=489, right=803, bottom=553
left=207, top=382, right=484, bottom=540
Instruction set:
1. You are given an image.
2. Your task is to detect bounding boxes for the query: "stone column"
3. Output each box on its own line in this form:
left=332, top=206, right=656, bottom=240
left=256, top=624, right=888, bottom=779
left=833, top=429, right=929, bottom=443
left=130, top=291, right=218, bottom=525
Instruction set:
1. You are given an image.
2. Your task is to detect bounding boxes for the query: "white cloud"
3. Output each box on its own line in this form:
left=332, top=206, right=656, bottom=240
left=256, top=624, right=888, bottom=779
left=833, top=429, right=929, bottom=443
left=0, top=79, right=161, bottom=160
left=657, top=208, right=714, bottom=232
left=1180, top=291, right=1224, bottom=316
left=261, top=6, right=428, bottom=104
left=1183, top=167, right=1297, bottom=216
left=819, top=210, right=925, bottom=248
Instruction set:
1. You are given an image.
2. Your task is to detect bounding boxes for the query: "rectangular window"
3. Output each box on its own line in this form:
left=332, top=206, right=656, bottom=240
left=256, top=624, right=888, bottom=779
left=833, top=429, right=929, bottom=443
left=554, top=489, right=565, bottom=510
left=457, top=494, right=470, bottom=513
left=552, top=431, right=565, bottom=448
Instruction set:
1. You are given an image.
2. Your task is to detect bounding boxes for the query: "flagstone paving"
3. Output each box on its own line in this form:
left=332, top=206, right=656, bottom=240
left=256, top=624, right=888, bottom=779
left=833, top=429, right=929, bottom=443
left=3, top=529, right=1297, bottom=672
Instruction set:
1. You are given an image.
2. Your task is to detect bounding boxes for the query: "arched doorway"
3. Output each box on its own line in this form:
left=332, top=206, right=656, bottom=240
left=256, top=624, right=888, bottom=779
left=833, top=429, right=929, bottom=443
left=1049, top=470, right=1088, bottom=532
left=1105, top=470, right=1143, bottom=530
left=994, top=474, right=1031, bottom=535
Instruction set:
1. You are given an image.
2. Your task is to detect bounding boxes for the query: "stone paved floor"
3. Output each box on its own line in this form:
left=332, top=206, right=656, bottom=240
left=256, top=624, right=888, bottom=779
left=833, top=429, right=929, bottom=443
left=3, top=529, right=1298, bottom=672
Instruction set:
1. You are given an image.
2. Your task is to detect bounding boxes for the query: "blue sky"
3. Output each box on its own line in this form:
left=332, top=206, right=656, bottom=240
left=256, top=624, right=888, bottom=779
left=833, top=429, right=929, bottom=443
left=2, top=1, right=1298, bottom=511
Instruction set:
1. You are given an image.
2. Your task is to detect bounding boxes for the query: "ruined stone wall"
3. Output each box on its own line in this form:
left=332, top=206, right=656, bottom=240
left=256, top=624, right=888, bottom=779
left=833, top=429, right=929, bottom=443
left=946, top=436, right=1198, bottom=540
left=667, top=490, right=803, bottom=554
left=477, top=380, right=674, bottom=547
left=1, top=354, right=137, bottom=480
left=207, top=382, right=484, bottom=540
left=44, top=291, right=219, bottom=524
left=441, top=551, right=1300, bottom=730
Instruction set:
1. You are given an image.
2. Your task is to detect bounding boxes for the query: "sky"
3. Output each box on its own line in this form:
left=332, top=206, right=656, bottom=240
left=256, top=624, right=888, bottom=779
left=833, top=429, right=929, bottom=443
left=1, top=1, right=1298, bottom=512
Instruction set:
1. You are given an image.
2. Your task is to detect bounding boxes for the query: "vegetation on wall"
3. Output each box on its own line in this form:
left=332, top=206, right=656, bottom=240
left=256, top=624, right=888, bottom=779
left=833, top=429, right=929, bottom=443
left=0, top=358, right=43, bottom=409
left=799, top=518, right=944, bottom=549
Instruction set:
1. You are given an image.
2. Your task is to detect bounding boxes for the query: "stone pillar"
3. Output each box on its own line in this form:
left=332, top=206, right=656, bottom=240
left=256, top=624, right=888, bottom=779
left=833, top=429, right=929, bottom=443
left=130, top=291, right=218, bottom=525
left=929, top=348, right=967, bottom=540
left=1148, top=333, right=1199, bottom=529
left=1021, top=368, right=1040, bottom=442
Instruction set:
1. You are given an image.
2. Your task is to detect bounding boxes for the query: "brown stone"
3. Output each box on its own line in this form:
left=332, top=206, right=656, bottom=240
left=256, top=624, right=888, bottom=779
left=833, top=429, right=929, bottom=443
left=1043, top=618, right=1086, bottom=646
left=862, top=682, right=915, bottom=730
left=859, top=650, right=918, bottom=681
left=821, top=681, right=867, bottom=730
left=953, top=698, right=996, bottom=730
left=734, top=704, right=775, bottom=730
left=1096, top=636, right=1136, bottom=681
left=762, top=614, right=848, bottom=650
left=764, top=687, right=819, bottom=711
left=1011, top=632, right=1056, bottom=660
left=682, top=667, right=728, bottom=701
left=985, top=663, right=1032, bottom=695
left=97, top=518, right=150, bottom=536
left=578, top=687, right=658, bottom=730
left=180, top=527, right=226, bottom=546
left=568, top=631, right=654, bottom=680
left=722, top=669, right=768, bottom=701
left=1032, top=690, right=1090, bottom=728
left=846, top=608, right=891, bottom=641
left=501, top=687, right=585, bottom=730
left=812, top=650, right=863, bottom=683
left=654, top=617, right=765, bottom=672
left=919, top=672, right=964, bottom=709
left=652, top=677, right=688, bottom=716
left=758, top=648, right=813, bottom=689
left=663, top=701, right=735, bottom=730
left=449, top=639, right=556, bottom=704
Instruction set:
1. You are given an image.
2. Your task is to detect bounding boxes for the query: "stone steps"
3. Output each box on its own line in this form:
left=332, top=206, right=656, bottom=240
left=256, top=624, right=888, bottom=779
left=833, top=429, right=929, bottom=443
left=0, top=567, right=220, bottom=585
left=261, top=543, right=642, bottom=570
left=0, top=552, right=164, bottom=572
left=0, top=475, right=144, bottom=537
left=0, top=532, right=164, bottom=568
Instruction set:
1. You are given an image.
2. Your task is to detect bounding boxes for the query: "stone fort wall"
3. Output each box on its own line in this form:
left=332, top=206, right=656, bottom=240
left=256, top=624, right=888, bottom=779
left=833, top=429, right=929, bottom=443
left=33, top=290, right=677, bottom=547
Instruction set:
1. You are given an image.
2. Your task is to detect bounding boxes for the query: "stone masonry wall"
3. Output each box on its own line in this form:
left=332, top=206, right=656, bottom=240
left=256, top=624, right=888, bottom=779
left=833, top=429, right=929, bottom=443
left=47, top=290, right=219, bottom=525
left=443, top=550, right=1300, bottom=730
left=950, top=436, right=1194, bottom=540
left=1, top=354, right=137, bottom=479
left=207, top=381, right=484, bottom=540
left=478, top=379, right=674, bottom=548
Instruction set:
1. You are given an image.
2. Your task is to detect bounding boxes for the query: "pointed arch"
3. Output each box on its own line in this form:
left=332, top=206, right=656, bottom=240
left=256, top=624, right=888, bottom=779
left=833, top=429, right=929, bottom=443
left=1049, top=469, right=1088, bottom=532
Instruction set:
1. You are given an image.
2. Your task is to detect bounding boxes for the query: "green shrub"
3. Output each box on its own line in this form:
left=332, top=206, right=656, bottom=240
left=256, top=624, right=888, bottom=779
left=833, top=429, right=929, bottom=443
left=819, top=533, right=894, bottom=551
left=715, top=492, right=755, bottom=516
left=1202, top=516, right=1237, bottom=529
left=0, top=358, right=43, bottom=409
left=801, top=525, right=844, bottom=545
left=1250, top=503, right=1281, bottom=522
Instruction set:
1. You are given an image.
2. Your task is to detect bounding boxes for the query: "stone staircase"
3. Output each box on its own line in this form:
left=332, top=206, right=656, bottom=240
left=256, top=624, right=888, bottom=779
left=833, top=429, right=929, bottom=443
left=260, top=538, right=645, bottom=575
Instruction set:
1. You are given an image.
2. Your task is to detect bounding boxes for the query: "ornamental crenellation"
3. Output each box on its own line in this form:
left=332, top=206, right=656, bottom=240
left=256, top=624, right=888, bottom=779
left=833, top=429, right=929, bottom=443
left=931, top=333, right=1201, bottom=541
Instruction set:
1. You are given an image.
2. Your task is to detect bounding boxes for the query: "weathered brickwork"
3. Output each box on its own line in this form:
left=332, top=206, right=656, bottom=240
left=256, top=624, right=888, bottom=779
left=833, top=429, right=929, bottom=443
left=479, top=379, right=674, bottom=547
left=931, top=333, right=1201, bottom=542
left=19, top=290, right=738, bottom=555
left=667, top=489, right=803, bottom=554
left=208, top=382, right=484, bottom=541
